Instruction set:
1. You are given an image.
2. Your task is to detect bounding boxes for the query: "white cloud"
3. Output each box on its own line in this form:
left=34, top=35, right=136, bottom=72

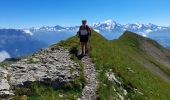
left=94, top=29, right=100, bottom=33
left=142, top=33, right=147, bottom=37
left=23, top=29, right=33, bottom=36
left=0, top=50, right=10, bottom=62
left=145, top=29, right=152, bottom=33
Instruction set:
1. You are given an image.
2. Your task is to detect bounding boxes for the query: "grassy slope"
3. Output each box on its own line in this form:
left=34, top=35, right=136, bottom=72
left=51, top=30, right=170, bottom=99
left=88, top=31, right=170, bottom=100
left=2, top=30, right=170, bottom=100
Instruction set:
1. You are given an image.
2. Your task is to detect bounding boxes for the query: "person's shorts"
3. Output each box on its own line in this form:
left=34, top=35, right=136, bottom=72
left=80, top=35, right=89, bottom=43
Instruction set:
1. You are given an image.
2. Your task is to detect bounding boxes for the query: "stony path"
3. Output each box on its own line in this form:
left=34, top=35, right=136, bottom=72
left=80, top=56, right=98, bottom=100
left=0, top=48, right=81, bottom=99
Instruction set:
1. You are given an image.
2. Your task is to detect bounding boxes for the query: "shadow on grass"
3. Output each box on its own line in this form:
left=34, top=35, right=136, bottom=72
left=69, top=47, right=84, bottom=60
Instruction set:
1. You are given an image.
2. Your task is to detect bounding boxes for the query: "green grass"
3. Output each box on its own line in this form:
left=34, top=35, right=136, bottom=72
left=143, top=54, right=170, bottom=76
left=0, top=58, right=20, bottom=67
left=88, top=30, right=170, bottom=100
left=50, top=35, right=80, bottom=49
left=2, top=30, right=170, bottom=100
left=12, top=83, right=82, bottom=100
left=0, top=61, right=10, bottom=67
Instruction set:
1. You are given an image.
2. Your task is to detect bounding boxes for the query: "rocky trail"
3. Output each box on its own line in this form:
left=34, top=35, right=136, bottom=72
left=0, top=47, right=130, bottom=100
left=80, top=55, right=98, bottom=100
left=0, top=48, right=81, bottom=99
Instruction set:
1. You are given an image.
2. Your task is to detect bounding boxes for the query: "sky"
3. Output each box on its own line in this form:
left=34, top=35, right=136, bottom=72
left=0, top=0, right=170, bottom=28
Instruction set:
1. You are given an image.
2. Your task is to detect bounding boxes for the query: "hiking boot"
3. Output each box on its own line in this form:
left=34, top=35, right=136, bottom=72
left=81, top=52, right=84, bottom=57
left=85, top=50, right=88, bottom=55
left=84, top=53, right=87, bottom=56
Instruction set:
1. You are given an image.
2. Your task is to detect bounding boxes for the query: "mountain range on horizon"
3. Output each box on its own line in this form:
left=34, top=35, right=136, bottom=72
left=25, top=19, right=170, bottom=47
left=1, top=19, right=169, bottom=39
left=0, top=19, right=170, bottom=62
left=25, top=19, right=169, bottom=34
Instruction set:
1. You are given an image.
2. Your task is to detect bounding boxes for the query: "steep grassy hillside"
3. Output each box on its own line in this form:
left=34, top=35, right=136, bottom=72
left=52, top=30, right=170, bottom=99
left=87, top=32, right=170, bottom=100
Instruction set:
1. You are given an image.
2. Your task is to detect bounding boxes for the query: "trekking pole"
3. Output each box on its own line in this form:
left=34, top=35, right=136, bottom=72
left=88, top=28, right=92, bottom=54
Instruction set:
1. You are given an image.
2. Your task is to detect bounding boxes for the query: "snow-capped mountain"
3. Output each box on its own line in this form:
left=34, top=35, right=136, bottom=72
left=93, top=19, right=118, bottom=30
left=29, top=19, right=169, bottom=39
left=26, top=19, right=169, bottom=35
left=27, top=19, right=169, bottom=38
left=25, top=19, right=170, bottom=48
left=92, top=19, right=170, bottom=47
left=30, top=25, right=79, bottom=32
left=93, top=19, right=168, bottom=34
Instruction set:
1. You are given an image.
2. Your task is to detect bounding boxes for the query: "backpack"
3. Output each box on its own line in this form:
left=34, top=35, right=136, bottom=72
left=78, top=25, right=90, bottom=36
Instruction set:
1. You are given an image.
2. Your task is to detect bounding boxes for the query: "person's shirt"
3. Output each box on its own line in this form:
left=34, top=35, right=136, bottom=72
left=78, top=25, right=91, bottom=36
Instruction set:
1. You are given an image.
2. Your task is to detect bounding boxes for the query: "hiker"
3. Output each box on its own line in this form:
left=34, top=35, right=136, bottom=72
left=77, top=19, right=91, bottom=56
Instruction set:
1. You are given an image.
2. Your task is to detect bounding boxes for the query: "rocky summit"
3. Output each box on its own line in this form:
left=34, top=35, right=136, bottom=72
left=0, top=47, right=80, bottom=99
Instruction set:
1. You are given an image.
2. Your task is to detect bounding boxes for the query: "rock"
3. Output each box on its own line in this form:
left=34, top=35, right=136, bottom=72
left=134, top=88, right=144, bottom=95
left=0, top=79, right=10, bottom=90
left=10, top=63, right=27, bottom=69
left=0, top=68, right=14, bottom=98
left=59, top=93, right=63, bottom=98
left=0, top=68, right=9, bottom=78
left=123, top=89, right=128, bottom=96
left=106, top=71, right=121, bottom=85
left=0, top=47, right=81, bottom=99
left=127, top=67, right=134, bottom=73
left=117, top=93, right=124, bottom=100
left=0, top=91, right=14, bottom=98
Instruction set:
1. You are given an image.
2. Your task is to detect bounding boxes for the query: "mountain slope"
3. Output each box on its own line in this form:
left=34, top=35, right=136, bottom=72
left=1, top=30, right=170, bottom=100
left=51, top=30, right=170, bottom=99
left=89, top=30, right=170, bottom=99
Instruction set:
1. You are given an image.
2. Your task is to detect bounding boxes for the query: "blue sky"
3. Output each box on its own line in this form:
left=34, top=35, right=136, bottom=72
left=0, top=0, right=170, bottom=28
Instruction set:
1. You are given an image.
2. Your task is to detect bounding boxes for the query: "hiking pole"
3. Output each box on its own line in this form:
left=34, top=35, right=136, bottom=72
left=88, top=29, right=92, bottom=55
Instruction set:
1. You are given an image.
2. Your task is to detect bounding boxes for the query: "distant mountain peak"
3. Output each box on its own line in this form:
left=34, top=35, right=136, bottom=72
left=103, top=19, right=115, bottom=24
left=93, top=19, right=117, bottom=30
left=28, top=19, right=169, bottom=37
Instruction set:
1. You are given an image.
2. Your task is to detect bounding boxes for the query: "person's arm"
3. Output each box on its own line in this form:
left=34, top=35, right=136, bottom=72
left=77, top=26, right=81, bottom=37
left=86, top=25, right=91, bottom=36
left=88, top=26, right=92, bottom=36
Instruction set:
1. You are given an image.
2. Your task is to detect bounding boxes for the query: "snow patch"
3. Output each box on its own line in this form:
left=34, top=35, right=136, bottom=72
left=135, top=22, right=142, bottom=28
left=0, top=50, right=10, bottom=62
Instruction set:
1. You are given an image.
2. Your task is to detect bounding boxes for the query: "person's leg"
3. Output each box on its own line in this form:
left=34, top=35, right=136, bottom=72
left=85, top=42, right=88, bottom=55
left=81, top=42, right=85, bottom=55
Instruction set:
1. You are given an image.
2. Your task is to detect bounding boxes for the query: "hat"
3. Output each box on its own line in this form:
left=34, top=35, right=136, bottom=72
left=82, top=19, right=87, bottom=22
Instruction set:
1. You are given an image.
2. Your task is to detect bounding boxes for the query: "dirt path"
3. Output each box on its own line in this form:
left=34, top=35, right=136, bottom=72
left=80, top=56, right=98, bottom=100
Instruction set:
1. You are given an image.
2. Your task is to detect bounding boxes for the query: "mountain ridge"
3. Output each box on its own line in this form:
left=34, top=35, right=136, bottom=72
left=26, top=19, right=170, bottom=48
left=28, top=19, right=169, bottom=33
left=0, top=30, right=170, bottom=99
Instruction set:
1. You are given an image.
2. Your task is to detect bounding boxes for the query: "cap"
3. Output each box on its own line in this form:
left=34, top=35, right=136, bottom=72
left=82, top=19, right=87, bottom=22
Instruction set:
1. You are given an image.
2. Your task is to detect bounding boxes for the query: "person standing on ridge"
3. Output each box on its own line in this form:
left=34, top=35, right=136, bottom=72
left=77, top=19, right=91, bottom=56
